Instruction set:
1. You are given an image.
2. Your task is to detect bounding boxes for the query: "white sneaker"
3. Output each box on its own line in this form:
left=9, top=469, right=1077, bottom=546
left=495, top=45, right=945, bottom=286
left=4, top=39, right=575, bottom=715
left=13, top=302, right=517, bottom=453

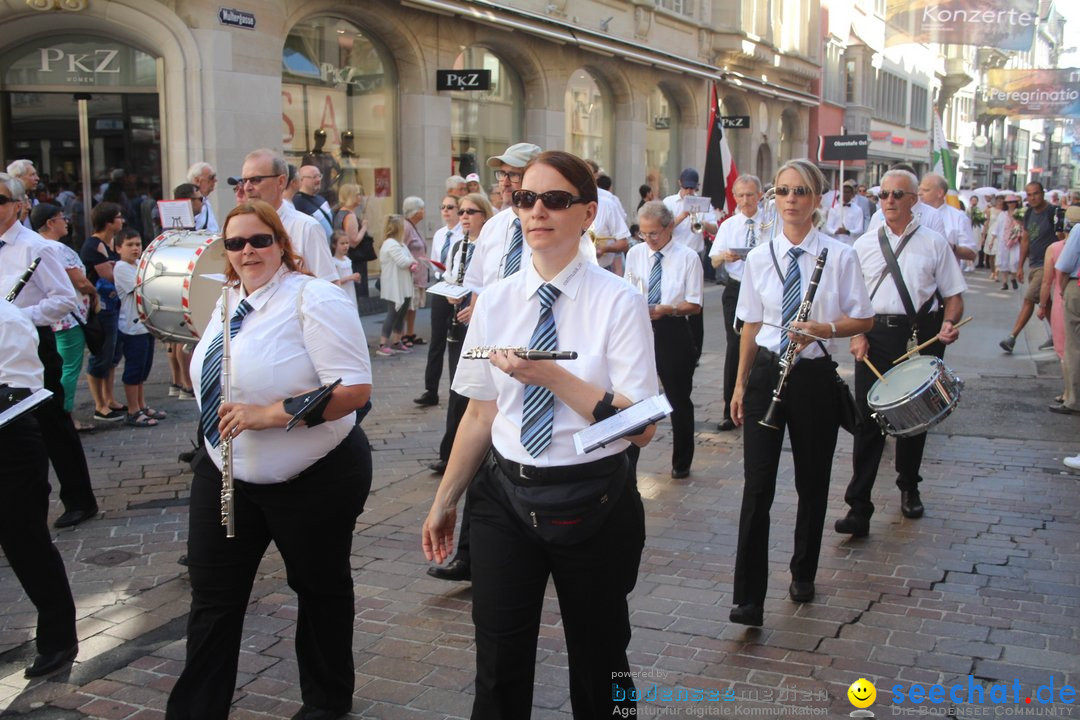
left=1064, top=455, right=1080, bottom=471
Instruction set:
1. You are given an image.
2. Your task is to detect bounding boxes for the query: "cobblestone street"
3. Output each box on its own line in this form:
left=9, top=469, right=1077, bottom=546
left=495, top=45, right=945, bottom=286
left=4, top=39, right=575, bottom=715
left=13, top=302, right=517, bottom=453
left=1, top=271, right=1078, bottom=719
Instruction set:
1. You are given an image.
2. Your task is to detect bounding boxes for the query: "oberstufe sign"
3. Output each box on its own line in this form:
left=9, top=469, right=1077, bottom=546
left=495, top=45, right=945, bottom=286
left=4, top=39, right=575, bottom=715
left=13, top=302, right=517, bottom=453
left=885, top=0, right=1037, bottom=51
left=981, top=69, right=1080, bottom=118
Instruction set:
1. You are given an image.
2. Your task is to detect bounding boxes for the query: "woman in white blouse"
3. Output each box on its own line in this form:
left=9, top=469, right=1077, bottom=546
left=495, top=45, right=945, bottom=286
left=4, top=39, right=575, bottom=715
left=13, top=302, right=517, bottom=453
left=167, top=200, right=372, bottom=720
left=422, top=151, right=659, bottom=718
left=375, top=214, right=417, bottom=356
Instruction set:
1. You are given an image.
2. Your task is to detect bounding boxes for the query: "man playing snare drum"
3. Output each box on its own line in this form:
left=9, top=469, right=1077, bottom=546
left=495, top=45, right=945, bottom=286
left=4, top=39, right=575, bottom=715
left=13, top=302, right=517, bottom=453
left=839, top=168, right=966, bottom=537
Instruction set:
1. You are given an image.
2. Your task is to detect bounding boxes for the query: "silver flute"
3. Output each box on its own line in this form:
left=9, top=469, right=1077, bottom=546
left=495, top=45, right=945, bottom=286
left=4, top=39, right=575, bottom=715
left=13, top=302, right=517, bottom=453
left=463, top=346, right=578, bottom=360
left=219, top=287, right=236, bottom=538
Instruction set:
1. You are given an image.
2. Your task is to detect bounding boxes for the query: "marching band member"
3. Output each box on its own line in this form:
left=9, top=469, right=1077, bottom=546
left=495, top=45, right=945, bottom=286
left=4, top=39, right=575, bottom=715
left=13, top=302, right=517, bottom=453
left=166, top=201, right=372, bottom=720
left=423, top=151, right=658, bottom=718
left=663, top=168, right=717, bottom=364
left=626, top=201, right=702, bottom=478
left=837, top=169, right=966, bottom=537
left=824, top=180, right=865, bottom=242
left=709, top=174, right=767, bottom=431
left=729, top=159, right=873, bottom=626
left=416, top=194, right=464, bottom=408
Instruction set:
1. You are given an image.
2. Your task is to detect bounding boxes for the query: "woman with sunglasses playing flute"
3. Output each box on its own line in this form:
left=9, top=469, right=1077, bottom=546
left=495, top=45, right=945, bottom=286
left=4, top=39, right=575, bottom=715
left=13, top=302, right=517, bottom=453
left=728, top=159, right=873, bottom=627
left=422, top=151, right=659, bottom=718
left=167, top=200, right=372, bottom=720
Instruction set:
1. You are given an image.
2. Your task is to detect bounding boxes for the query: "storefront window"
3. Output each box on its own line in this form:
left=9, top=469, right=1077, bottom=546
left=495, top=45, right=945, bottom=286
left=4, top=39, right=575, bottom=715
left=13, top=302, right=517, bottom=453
left=450, top=47, right=522, bottom=190
left=646, top=86, right=679, bottom=197
left=564, top=69, right=611, bottom=173
left=282, top=16, right=395, bottom=221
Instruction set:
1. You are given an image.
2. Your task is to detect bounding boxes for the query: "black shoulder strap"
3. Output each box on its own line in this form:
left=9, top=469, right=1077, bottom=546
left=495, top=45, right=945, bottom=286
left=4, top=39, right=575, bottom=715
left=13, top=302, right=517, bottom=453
left=768, top=241, right=784, bottom=284
left=875, top=226, right=918, bottom=320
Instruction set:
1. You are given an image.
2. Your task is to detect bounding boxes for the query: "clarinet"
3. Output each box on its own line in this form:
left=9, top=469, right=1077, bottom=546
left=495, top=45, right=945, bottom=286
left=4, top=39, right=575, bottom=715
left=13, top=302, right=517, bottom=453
left=447, top=231, right=471, bottom=343
left=6, top=257, right=41, bottom=302
left=218, top=288, right=236, bottom=538
left=759, top=248, right=828, bottom=430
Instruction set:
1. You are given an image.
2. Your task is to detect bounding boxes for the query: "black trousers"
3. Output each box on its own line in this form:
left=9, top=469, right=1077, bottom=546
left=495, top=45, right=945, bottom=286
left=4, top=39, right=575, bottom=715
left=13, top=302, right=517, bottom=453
left=0, top=416, right=77, bottom=655
left=166, top=428, right=372, bottom=720
left=720, top=281, right=741, bottom=420
left=424, top=295, right=454, bottom=395
left=469, top=454, right=644, bottom=719
left=653, top=316, right=695, bottom=473
left=440, top=338, right=475, bottom=559
left=733, top=350, right=839, bottom=607
left=689, top=306, right=704, bottom=366
left=33, top=326, right=96, bottom=512
left=845, top=312, right=945, bottom=518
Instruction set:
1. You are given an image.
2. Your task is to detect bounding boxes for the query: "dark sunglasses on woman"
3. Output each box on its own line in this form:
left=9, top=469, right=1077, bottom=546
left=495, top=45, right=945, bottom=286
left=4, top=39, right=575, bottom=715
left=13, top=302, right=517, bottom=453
left=223, top=234, right=276, bottom=252
left=511, top=190, right=589, bottom=210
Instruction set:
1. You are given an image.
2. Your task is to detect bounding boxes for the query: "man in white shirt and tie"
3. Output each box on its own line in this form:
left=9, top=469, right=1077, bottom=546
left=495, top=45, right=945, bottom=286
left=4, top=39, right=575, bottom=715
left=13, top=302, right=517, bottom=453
left=236, top=149, right=336, bottom=281
left=709, top=174, right=766, bottom=430
left=187, top=162, right=219, bottom=232
left=824, top=181, right=865, bottom=243
left=663, top=168, right=717, bottom=364
left=917, top=173, right=978, bottom=264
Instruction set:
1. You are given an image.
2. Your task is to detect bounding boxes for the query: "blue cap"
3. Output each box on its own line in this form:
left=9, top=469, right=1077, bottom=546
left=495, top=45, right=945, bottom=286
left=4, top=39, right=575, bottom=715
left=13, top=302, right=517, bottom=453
left=679, top=168, right=699, bottom=189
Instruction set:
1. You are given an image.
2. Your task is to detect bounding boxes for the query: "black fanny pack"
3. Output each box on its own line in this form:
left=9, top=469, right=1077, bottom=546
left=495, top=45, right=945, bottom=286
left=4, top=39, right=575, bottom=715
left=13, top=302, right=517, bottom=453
left=490, top=449, right=628, bottom=545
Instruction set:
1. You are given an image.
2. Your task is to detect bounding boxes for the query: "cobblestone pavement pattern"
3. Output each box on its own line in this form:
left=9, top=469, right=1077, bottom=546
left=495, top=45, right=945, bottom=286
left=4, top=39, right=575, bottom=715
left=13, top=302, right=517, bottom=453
left=1, top=270, right=1077, bottom=718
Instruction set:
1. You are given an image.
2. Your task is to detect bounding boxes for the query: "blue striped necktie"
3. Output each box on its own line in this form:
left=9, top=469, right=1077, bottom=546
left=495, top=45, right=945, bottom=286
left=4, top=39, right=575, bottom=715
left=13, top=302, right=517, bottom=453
left=778, top=247, right=805, bottom=354
left=745, top=219, right=757, bottom=247
left=200, top=299, right=253, bottom=447
left=440, top=233, right=452, bottom=266
left=503, top=218, right=523, bottom=277
left=648, top=251, right=663, bottom=305
left=520, top=283, right=560, bottom=457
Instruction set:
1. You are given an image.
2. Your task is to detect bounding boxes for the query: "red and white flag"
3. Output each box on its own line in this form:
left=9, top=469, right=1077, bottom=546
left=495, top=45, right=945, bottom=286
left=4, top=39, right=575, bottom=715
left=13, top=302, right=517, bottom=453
left=702, top=82, right=739, bottom=219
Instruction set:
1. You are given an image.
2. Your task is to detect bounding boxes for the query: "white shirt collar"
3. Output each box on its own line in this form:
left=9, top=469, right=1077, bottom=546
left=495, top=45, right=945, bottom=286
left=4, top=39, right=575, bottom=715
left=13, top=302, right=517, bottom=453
left=524, top=256, right=588, bottom=303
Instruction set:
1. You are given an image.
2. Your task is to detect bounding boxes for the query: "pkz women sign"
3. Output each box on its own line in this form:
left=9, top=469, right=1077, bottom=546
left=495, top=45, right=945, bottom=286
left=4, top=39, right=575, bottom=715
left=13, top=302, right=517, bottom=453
left=1, top=37, right=156, bottom=90
left=885, top=0, right=1037, bottom=51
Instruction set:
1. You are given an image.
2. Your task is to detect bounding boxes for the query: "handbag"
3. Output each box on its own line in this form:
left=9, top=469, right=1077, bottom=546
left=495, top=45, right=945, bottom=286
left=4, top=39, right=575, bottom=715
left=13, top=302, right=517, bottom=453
left=834, top=371, right=862, bottom=434
left=72, top=305, right=106, bottom=355
left=357, top=234, right=377, bottom=262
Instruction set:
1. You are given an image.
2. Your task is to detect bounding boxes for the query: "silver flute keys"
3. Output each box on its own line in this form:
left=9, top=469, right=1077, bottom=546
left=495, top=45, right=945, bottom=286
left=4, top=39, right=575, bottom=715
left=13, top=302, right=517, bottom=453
left=219, top=287, right=236, bottom=538
left=462, top=346, right=578, bottom=360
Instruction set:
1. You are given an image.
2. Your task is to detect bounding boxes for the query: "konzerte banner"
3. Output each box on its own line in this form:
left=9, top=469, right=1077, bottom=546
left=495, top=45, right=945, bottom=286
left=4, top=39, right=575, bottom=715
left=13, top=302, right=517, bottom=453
left=981, top=69, right=1080, bottom=118
left=885, top=0, right=1037, bottom=50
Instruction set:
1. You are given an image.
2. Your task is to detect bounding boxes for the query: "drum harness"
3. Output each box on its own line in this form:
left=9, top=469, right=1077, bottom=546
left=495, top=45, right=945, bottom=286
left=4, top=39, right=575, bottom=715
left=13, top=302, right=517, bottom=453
left=871, top=226, right=944, bottom=355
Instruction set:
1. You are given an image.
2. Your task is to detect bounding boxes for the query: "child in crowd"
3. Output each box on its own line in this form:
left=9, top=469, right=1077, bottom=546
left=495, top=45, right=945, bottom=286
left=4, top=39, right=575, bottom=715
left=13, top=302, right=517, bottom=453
left=330, top=230, right=360, bottom=311
left=113, top=228, right=166, bottom=427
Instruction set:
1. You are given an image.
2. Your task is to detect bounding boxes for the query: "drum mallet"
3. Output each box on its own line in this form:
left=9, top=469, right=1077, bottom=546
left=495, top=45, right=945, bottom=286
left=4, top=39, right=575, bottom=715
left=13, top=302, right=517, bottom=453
left=863, top=358, right=887, bottom=384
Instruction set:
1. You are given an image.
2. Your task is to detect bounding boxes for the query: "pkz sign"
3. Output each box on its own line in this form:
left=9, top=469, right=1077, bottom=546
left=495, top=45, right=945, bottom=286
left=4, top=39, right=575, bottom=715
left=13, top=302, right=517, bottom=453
left=721, top=115, right=751, bottom=129
left=436, top=69, right=492, bottom=92
left=219, top=8, right=256, bottom=29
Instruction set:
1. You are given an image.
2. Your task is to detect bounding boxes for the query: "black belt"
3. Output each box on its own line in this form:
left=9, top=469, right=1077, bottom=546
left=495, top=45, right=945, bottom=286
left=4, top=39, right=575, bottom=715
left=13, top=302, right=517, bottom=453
left=651, top=315, right=688, bottom=326
left=492, top=448, right=625, bottom=485
left=874, top=314, right=910, bottom=328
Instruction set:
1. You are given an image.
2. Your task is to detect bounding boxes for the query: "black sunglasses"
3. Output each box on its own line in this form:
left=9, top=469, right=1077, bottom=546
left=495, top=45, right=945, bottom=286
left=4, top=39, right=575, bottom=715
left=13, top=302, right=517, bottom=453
left=880, top=190, right=915, bottom=200
left=511, top=190, right=589, bottom=210
left=0, top=195, right=15, bottom=205
left=439, top=204, right=457, bottom=211
left=223, top=233, right=276, bottom=252
left=458, top=208, right=483, bottom=216
left=773, top=185, right=813, bottom=197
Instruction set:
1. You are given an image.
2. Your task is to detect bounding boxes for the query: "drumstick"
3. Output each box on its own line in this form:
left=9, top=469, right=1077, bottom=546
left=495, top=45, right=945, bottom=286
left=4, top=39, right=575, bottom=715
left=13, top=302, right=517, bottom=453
left=892, top=316, right=973, bottom=364
left=863, top=357, right=887, bottom=384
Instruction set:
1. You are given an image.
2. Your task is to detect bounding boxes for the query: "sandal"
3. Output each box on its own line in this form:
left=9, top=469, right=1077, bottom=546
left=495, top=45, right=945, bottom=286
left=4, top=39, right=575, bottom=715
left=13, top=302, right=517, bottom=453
left=141, top=407, right=167, bottom=420
left=410, top=336, right=427, bottom=345
left=73, top=420, right=96, bottom=432
left=125, top=411, right=158, bottom=427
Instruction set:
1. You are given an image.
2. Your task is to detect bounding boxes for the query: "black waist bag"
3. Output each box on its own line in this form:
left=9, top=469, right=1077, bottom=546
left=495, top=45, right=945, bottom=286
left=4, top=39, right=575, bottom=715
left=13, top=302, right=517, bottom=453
left=491, top=451, right=627, bottom=545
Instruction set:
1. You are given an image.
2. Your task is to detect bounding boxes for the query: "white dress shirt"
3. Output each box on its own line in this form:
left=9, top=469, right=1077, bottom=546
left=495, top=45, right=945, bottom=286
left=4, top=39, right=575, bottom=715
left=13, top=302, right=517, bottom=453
left=662, top=193, right=714, bottom=254
left=936, top=203, right=978, bottom=254
left=464, top=206, right=597, bottom=293
left=825, top=204, right=865, bottom=240
left=625, top=239, right=703, bottom=306
left=590, top=188, right=631, bottom=270
left=195, top=199, right=219, bottom=232
left=113, top=260, right=147, bottom=335
left=867, top=200, right=946, bottom=238
left=431, top=224, right=464, bottom=278
left=190, top=268, right=372, bottom=484
left=0, top=222, right=79, bottom=327
left=852, top=221, right=967, bottom=315
left=453, top=258, right=659, bottom=466
left=0, top=298, right=44, bottom=391
left=277, top=202, right=336, bottom=281
left=737, top=228, right=874, bottom=358
left=709, top=210, right=766, bottom=283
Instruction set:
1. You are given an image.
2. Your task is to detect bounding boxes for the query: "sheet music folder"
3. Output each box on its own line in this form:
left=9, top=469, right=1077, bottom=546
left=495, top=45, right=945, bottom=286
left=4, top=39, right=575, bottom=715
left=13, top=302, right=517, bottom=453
left=572, top=394, right=673, bottom=455
left=426, top=281, right=471, bottom=300
left=0, top=388, right=54, bottom=429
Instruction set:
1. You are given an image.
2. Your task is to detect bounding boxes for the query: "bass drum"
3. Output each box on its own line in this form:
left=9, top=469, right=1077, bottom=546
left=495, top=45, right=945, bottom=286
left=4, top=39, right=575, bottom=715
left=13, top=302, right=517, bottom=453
left=867, top=356, right=963, bottom=437
left=134, top=230, right=226, bottom=343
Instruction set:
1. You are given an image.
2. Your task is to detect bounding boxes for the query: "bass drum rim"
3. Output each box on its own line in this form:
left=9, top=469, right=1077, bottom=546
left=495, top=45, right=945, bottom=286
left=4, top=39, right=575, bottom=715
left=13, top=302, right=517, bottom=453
left=134, top=230, right=225, bottom=344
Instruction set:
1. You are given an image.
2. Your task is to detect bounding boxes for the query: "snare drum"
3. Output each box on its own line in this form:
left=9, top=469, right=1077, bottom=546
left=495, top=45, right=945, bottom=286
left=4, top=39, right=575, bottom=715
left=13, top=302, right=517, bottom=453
left=867, top=356, right=963, bottom=437
left=134, top=230, right=226, bottom=343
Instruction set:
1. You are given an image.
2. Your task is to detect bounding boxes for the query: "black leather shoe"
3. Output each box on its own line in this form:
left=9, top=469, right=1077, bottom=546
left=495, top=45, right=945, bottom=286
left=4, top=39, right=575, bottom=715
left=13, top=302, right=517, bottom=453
left=789, top=581, right=815, bottom=603
left=834, top=513, right=870, bottom=538
left=729, top=604, right=763, bottom=626
left=671, top=468, right=690, bottom=479
left=413, top=391, right=439, bottom=407
left=178, top=449, right=197, bottom=463
left=54, top=505, right=98, bottom=529
left=428, top=459, right=448, bottom=474
left=427, top=557, right=471, bottom=582
left=717, top=418, right=737, bottom=431
left=24, top=645, right=78, bottom=678
left=290, top=707, right=349, bottom=720
left=900, top=490, right=924, bottom=519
